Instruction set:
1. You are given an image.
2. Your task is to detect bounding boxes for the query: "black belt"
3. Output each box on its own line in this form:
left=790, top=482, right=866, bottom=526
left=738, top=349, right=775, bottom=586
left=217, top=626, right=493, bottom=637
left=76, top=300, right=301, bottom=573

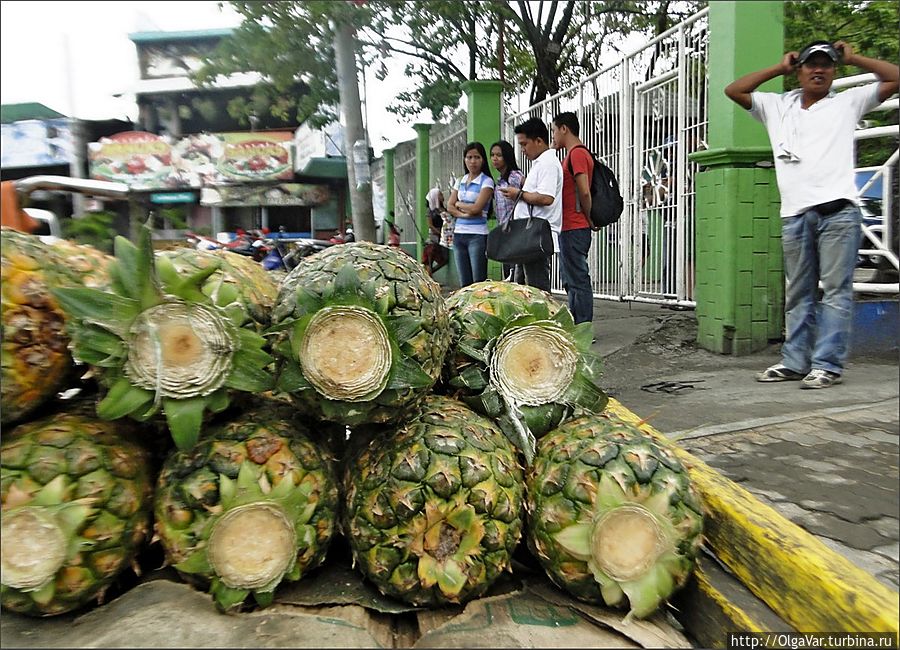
left=810, top=198, right=853, bottom=215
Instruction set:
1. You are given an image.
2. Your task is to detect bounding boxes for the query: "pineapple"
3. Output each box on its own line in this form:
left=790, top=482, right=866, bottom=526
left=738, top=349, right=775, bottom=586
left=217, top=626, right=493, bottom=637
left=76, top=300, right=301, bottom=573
left=1, top=229, right=112, bottom=425
left=443, top=281, right=607, bottom=461
left=526, top=414, right=704, bottom=618
left=1, top=407, right=153, bottom=616
left=269, top=242, right=449, bottom=426
left=51, top=227, right=274, bottom=450
left=156, top=247, right=278, bottom=331
left=153, top=398, right=339, bottom=612
left=343, top=395, right=524, bottom=607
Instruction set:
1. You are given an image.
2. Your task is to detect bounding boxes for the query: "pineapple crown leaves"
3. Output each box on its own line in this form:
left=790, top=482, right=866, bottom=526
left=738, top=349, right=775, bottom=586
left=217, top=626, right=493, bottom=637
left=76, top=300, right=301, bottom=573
left=52, top=225, right=274, bottom=451
left=447, top=311, right=607, bottom=460
left=1, top=476, right=98, bottom=592
left=271, top=262, right=433, bottom=399
left=174, top=461, right=317, bottom=605
left=550, top=448, right=693, bottom=619
left=408, top=500, right=486, bottom=599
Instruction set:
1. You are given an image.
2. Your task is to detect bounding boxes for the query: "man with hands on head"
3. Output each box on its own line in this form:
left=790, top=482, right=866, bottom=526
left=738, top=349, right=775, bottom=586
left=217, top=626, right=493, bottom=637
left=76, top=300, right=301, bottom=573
left=725, top=40, right=898, bottom=389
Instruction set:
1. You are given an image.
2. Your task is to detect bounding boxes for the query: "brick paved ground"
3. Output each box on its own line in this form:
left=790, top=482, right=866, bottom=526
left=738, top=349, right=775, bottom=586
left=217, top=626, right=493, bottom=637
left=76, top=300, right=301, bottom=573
left=679, top=399, right=899, bottom=589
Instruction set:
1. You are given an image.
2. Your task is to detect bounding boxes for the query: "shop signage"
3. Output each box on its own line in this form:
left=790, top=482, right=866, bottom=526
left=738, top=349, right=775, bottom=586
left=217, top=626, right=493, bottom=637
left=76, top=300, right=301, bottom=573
left=200, top=183, right=330, bottom=207
left=88, top=131, right=179, bottom=191
left=1, top=119, right=73, bottom=168
left=89, top=131, right=295, bottom=191
left=150, top=192, right=196, bottom=204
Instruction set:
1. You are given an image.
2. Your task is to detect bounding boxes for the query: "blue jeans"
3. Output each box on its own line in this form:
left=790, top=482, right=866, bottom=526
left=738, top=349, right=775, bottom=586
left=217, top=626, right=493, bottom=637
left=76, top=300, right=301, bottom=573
left=453, top=233, right=487, bottom=287
left=559, top=228, right=594, bottom=324
left=781, top=204, right=862, bottom=375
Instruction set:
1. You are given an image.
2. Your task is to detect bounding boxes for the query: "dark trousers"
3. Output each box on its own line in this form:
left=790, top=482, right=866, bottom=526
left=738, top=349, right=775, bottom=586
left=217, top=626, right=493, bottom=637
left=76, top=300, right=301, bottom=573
left=559, top=227, right=593, bottom=323
left=515, top=255, right=552, bottom=292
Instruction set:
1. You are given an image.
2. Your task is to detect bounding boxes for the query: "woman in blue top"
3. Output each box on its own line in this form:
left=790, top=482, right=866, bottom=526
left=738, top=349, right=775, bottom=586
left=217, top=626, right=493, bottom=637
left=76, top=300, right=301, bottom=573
left=490, top=140, right=525, bottom=282
left=447, top=141, right=494, bottom=287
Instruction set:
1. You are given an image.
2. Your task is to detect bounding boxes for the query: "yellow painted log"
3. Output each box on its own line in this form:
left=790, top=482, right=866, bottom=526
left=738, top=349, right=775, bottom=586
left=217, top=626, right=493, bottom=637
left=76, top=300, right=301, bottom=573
left=606, top=398, right=899, bottom=637
left=676, top=556, right=796, bottom=648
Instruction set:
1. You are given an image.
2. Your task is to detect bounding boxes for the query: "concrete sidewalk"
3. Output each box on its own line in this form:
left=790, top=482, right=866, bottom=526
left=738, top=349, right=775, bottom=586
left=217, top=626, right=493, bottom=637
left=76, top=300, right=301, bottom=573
left=589, top=299, right=899, bottom=590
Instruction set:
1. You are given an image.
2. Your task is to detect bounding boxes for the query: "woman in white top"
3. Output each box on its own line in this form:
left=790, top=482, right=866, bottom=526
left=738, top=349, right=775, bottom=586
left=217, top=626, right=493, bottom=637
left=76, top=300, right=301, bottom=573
left=446, top=141, right=494, bottom=287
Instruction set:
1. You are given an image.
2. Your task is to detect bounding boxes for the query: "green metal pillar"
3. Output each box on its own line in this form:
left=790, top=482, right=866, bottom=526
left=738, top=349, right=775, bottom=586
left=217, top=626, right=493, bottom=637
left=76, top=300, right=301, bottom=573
left=690, top=0, right=785, bottom=355
left=413, top=123, right=431, bottom=262
left=462, top=79, right=504, bottom=279
left=383, top=147, right=395, bottom=225
left=462, top=80, right=504, bottom=154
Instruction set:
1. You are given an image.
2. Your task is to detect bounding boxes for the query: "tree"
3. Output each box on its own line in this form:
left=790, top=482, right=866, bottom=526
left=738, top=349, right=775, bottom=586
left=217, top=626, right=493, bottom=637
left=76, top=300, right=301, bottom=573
left=784, top=0, right=899, bottom=167
left=195, top=1, right=705, bottom=126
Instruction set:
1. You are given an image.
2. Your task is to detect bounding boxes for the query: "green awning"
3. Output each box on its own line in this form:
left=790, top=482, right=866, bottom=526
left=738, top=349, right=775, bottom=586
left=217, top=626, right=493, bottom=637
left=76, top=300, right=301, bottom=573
left=1, top=103, right=67, bottom=124
left=298, top=156, right=348, bottom=180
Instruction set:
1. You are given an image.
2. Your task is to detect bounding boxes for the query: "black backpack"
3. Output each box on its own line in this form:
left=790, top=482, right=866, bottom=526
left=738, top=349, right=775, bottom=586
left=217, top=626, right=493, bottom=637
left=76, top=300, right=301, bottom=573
left=567, top=145, right=624, bottom=230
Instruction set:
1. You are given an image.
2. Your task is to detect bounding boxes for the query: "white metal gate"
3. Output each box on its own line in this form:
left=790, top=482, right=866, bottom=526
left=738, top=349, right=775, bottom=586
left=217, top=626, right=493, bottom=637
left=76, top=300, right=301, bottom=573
left=392, top=140, right=418, bottom=245
left=833, top=73, right=899, bottom=294
left=430, top=112, right=468, bottom=202
left=504, top=8, right=708, bottom=306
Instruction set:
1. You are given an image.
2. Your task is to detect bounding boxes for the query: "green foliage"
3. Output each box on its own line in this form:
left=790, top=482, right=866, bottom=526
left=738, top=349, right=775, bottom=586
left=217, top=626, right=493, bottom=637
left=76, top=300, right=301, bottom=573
left=61, top=211, right=117, bottom=253
left=200, top=1, right=706, bottom=126
left=785, top=1, right=899, bottom=168
left=154, top=206, right=189, bottom=231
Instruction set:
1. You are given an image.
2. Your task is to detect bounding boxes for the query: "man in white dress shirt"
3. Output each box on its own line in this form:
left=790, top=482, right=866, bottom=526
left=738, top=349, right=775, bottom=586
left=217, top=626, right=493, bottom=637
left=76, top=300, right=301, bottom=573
left=497, top=117, right=563, bottom=292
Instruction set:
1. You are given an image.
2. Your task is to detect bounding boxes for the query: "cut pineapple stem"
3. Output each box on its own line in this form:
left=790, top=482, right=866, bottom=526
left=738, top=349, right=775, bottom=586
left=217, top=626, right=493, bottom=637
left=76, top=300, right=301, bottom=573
left=125, top=302, right=235, bottom=398
left=1, top=509, right=67, bottom=590
left=490, top=325, right=577, bottom=405
left=299, top=306, right=391, bottom=401
left=207, top=503, right=296, bottom=590
left=592, top=504, right=665, bottom=581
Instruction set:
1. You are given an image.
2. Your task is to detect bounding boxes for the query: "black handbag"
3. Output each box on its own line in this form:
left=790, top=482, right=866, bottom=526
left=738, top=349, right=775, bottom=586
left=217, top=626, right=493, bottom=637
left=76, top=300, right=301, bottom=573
left=486, top=205, right=554, bottom=264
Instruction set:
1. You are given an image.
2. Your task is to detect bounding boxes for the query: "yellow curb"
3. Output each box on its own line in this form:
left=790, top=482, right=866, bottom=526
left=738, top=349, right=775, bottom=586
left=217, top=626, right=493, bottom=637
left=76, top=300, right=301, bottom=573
left=606, top=398, right=899, bottom=637
left=691, top=564, right=768, bottom=634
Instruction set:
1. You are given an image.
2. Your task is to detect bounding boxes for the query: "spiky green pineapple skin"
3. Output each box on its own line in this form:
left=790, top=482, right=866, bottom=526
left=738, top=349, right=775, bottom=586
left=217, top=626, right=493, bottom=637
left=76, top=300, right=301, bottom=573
left=156, top=247, right=277, bottom=329
left=526, top=414, right=704, bottom=614
left=271, top=242, right=450, bottom=425
left=343, top=395, right=524, bottom=607
left=0, top=408, right=152, bottom=616
left=443, top=280, right=606, bottom=444
left=1, top=229, right=112, bottom=425
left=154, top=399, right=340, bottom=601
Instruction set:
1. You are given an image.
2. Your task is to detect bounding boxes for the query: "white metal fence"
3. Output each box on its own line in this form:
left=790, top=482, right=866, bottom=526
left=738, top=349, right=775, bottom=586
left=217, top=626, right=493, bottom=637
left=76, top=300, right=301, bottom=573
left=392, top=140, right=418, bottom=245
left=430, top=112, right=468, bottom=202
left=504, top=8, right=709, bottom=306
left=833, top=73, right=899, bottom=294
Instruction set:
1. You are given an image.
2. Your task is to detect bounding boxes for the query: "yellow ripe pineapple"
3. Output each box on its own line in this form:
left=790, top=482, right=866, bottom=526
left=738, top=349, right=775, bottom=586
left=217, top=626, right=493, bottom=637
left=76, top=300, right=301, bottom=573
left=1, top=229, right=112, bottom=425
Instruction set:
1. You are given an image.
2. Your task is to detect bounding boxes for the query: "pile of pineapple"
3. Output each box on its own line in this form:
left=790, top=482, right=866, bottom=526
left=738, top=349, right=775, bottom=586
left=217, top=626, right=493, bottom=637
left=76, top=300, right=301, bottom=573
left=1, top=227, right=704, bottom=620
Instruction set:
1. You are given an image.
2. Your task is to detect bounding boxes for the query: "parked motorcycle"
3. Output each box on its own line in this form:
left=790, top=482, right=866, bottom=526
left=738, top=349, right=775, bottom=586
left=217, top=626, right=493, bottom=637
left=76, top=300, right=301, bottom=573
left=261, top=236, right=334, bottom=272
left=186, top=228, right=272, bottom=262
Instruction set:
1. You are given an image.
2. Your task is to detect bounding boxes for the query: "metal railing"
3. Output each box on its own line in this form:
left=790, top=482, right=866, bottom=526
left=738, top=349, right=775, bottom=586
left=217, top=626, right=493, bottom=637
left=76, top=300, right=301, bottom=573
left=392, top=140, right=418, bottom=245
left=430, top=112, right=468, bottom=200
left=832, top=73, right=899, bottom=294
left=504, top=8, right=709, bottom=306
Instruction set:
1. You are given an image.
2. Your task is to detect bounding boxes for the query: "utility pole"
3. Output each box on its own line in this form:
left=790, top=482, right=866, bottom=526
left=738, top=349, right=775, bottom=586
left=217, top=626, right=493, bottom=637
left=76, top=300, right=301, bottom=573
left=332, top=20, right=376, bottom=242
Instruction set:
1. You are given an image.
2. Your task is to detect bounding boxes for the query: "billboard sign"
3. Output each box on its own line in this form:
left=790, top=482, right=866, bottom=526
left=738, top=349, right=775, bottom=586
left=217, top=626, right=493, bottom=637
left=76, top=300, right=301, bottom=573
left=1, top=119, right=73, bottom=168
left=89, top=131, right=181, bottom=190
left=200, top=183, right=330, bottom=207
left=89, top=131, right=295, bottom=190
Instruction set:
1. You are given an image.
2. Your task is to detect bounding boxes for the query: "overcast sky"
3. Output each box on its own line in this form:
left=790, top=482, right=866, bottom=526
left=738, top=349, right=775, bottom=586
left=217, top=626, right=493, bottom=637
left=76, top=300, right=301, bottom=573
left=0, top=0, right=418, bottom=154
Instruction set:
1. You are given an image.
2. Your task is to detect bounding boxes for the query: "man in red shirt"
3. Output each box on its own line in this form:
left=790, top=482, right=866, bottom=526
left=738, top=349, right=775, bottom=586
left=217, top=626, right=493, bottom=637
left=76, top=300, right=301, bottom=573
left=551, top=112, right=594, bottom=324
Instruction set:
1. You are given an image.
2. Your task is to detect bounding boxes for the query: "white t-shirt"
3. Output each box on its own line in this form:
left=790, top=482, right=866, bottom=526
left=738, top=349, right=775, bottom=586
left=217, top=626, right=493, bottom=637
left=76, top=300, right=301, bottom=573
left=426, top=186, right=443, bottom=211
left=749, top=84, right=880, bottom=218
left=512, top=148, right=563, bottom=250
